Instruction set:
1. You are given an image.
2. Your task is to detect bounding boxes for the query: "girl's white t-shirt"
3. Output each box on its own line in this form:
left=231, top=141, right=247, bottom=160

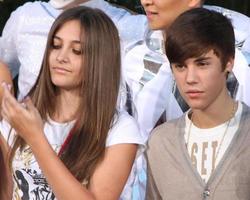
left=0, top=110, right=144, bottom=200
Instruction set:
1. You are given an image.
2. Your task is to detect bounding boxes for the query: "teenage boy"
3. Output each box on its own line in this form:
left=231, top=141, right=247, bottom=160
left=146, top=8, right=250, bottom=199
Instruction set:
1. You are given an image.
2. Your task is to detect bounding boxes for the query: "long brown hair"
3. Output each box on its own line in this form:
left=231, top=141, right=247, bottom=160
left=9, top=6, right=121, bottom=183
left=0, top=145, right=6, bottom=199
left=0, top=137, right=12, bottom=200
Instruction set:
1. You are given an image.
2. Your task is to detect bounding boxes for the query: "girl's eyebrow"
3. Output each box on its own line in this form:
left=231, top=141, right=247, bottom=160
left=53, top=36, right=61, bottom=41
left=53, top=35, right=81, bottom=44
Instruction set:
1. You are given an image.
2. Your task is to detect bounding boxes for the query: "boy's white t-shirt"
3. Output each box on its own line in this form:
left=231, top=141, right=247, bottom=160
left=0, top=110, right=144, bottom=200
left=184, top=102, right=243, bottom=182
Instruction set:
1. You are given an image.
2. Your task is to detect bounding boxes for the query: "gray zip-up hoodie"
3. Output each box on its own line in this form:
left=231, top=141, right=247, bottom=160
left=146, top=103, right=250, bottom=200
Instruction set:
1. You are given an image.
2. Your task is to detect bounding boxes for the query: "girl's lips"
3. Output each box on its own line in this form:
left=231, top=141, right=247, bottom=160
left=52, top=67, right=71, bottom=74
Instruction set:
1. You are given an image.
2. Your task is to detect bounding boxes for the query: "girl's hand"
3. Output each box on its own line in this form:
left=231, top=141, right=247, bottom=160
left=1, top=82, right=44, bottom=146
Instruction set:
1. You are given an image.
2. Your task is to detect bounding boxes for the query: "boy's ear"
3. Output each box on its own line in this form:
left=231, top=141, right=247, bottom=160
left=225, top=57, right=234, bottom=73
left=188, top=0, right=202, bottom=8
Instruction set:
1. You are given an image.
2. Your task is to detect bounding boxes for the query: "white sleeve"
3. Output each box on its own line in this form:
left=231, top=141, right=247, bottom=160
left=204, top=6, right=250, bottom=50
left=233, top=49, right=250, bottom=107
left=123, top=27, right=183, bottom=142
left=106, top=111, right=144, bottom=147
left=242, top=37, right=250, bottom=53
left=116, top=14, right=148, bottom=48
left=134, top=62, right=182, bottom=142
left=0, top=6, right=22, bottom=78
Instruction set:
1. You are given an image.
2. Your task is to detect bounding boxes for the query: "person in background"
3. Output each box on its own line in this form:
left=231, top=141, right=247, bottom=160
left=0, top=7, right=144, bottom=200
left=146, top=8, right=250, bottom=199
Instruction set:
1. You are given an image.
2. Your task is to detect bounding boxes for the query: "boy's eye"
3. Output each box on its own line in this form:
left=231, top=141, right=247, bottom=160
left=173, top=63, right=185, bottom=70
left=176, top=64, right=184, bottom=68
left=197, top=61, right=209, bottom=67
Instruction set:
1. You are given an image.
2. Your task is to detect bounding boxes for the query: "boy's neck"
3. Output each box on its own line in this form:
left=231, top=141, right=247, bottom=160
left=191, top=98, right=237, bottom=129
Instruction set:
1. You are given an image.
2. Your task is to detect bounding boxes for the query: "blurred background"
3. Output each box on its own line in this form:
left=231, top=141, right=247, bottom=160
left=0, top=0, right=250, bottom=34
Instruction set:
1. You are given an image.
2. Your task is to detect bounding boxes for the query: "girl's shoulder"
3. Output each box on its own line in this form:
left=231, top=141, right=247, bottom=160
left=106, top=111, right=143, bottom=147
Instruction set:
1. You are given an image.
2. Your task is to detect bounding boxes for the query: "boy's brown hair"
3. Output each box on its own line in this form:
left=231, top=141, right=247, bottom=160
left=165, top=7, right=235, bottom=70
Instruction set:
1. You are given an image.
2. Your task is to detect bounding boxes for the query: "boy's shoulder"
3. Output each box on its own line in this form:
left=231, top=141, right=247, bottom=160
left=148, top=115, right=185, bottom=147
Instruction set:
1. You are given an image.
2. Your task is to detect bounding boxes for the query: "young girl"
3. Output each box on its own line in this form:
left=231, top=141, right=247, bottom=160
left=0, top=6, right=143, bottom=200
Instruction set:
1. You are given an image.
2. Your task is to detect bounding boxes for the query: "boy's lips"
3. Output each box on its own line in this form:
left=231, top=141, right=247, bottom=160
left=186, top=90, right=204, bottom=98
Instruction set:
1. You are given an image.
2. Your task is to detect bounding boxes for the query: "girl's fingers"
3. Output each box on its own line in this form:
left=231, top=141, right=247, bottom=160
left=1, top=82, right=28, bottom=121
left=1, top=108, right=9, bottom=122
left=23, top=96, right=35, bottom=111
